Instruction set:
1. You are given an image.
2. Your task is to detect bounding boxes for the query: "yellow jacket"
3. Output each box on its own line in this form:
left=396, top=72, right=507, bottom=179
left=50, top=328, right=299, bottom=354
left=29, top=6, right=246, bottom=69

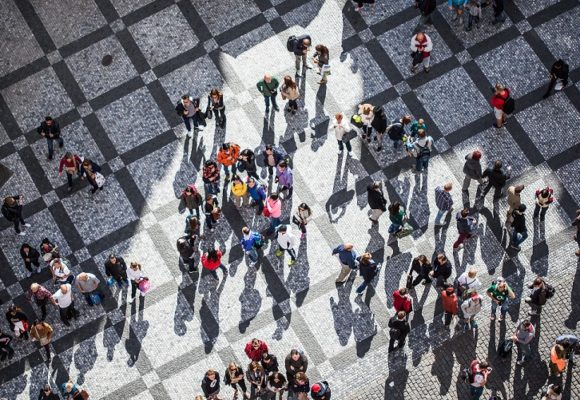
left=231, top=181, right=247, bottom=197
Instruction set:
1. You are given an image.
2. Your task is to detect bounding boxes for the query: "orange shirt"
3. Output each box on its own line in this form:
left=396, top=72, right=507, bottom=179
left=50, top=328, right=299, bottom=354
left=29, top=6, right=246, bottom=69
left=550, top=347, right=566, bottom=372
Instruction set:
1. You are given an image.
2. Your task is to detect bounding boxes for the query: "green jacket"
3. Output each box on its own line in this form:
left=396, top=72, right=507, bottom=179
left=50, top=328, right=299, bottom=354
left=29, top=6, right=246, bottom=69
left=257, top=78, right=279, bottom=97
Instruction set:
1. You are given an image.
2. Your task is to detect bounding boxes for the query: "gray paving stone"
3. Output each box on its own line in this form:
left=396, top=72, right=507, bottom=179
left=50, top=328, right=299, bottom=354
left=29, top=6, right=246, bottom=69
left=535, top=5, right=580, bottom=69
left=109, top=0, right=156, bottom=17
left=193, top=0, right=261, bottom=36
left=514, top=0, right=561, bottom=18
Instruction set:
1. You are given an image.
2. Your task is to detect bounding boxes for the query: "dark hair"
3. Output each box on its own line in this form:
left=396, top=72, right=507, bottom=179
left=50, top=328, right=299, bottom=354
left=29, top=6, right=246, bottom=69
left=45, top=116, right=53, bottom=122
left=461, top=208, right=469, bottom=218
left=210, top=88, right=222, bottom=98
left=298, top=203, right=311, bottom=212
left=242, top=226, right=250, bottom=234
left=108, top=253, right=117, bottom=260
left=207, top=249, right=219, bottom=262
left=479, top=361, right=489, bottom=369
left=283, top=75, right=296, bottom=90
left=540, top=189, right=550, bottom=198
left=518, top=204, right=527, bottom=212
left=270, top=193, right=279, bottom=201
left=181, top=94, right=189, bottom=100
left=221, top=143, right=230, bottom=151
left=550, top=384, right=562, bottom=394
left=205, top=160, right=215, bottom=167
left=265, top=144, right=273, bottom=151
left=290, top=349, right=301, bottom=357
left=188, top=216, right=199, bottom=231
left=278, top=161, right=287, bottom=169
left=388, top=202, right=401, bottom=215
left=64, top=152, right=72, bottom=159
left=493, top=160, right=502, bottom=170
left=315, top=44, right=329, bottom=56
left=278, top=225, right=287, bottom=233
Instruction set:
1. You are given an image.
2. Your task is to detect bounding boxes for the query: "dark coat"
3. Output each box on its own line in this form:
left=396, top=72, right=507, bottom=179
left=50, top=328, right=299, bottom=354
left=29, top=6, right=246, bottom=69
left=285, top=353, right=308, bottom=376
left=292, top=34, right=312, bottom=55
left=175, top=98, right=200, bottom=117
left=388, top=316, right=410, bottom=335
left=176, top=236, right=194, bottom=259
left=201, top=373, right=221, bottom=397
left=37, top=120, right=61, bottom=139
left=261, top=148, right=284, bottom=168
left=370, top=107, right=387, bottom=133
left=483, top=166, right=510, bottom=188
left=223, top=367, right=245, bottom=385
left=418, top=0, right=437, bottom=14
left=1, top=197, right=22, bottom=221
left=357, top=257, right=378, bottom=281
left=238, top=148, right=257, bottom=174
left=367, top=184, right=387, bottom=210
left=6, top=310, right=28, bottom=331
left=511, top=210, right=526, bottom=233
left=105, top=257, right=128, bottom=280
left=432, top=259, right=452, bottom=280
left=261, top=355, right=279, bottom=374
left=20, top=245, right=40, bottom=262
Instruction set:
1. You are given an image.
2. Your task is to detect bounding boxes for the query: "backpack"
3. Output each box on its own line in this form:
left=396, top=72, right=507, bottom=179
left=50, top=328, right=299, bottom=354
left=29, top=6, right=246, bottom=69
left=387, top=122, right=404, bottom=141
left=545, top=284, right=556, bottom=299
left=416, top=141, right=431, bottom=158
left=497, top=339, right=513, bottom=358
left=462, top=360, right=480, bottom=383
left=502, top=95, right=515, bottom=114
left=287, top=35, right=297, bottom=52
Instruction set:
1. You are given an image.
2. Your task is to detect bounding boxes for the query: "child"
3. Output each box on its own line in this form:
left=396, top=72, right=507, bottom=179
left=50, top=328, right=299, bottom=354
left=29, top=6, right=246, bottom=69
left=465, top=0, right=482, bottom=31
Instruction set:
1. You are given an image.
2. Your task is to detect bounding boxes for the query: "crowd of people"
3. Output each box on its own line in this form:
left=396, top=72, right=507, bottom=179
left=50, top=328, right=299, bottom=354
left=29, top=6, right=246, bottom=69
left=0, top=1, right=578, bottom=399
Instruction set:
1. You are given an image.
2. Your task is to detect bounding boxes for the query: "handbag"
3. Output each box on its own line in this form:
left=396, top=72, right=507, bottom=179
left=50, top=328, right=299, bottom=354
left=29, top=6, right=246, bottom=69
left=263, top=207, right=271, bottom=217
left=411, top=50, right=424, bottom=65
left=89, top=293, right=102, bottom=305
left=138, top=278, right=150, bottom=293
left=94, top=172, right=105, bottom=188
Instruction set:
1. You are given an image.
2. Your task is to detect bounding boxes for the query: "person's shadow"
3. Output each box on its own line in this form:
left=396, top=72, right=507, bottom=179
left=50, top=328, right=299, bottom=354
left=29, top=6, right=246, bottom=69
left=384, top=253, right=413, bottom=309
left=530, top=219, right=549, bottom=276
left=238, top=265, right=262, bottom=333
left=564, top=259, right=580, bottom=329
left=325, top=152, right=354, bottom=223
left=309, top=84, right=329, bottom=152
left=125, top=300, right=149, bottom=367
left=72, top=337, right=98, bottom=385
left=198, top=269, right=227, bottom=353
left=383, top=352, right=409, bottom=400
left=353, top=295, right=378, bottom=357
left=285, top=236, right=311, bottom=307
left=174, top=252, right=199, bottom=336
left=329, top=280, right=355, bottom=346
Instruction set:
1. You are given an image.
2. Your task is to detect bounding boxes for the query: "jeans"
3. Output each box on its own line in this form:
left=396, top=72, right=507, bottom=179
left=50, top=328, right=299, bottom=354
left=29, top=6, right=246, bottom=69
left=288, top=99, right=298, bottom=111
left=13, top=216, right=26, bottom=233
left=444, top=311, right=455, bottom=326
left=533, top=204, right=548, bottom=220
left=465, top=13, right=479, bottom=30
left=415, top=155, right=429, bottom=171
left=491, top=300, right=509, bottom=317
left=388, top=334, right=407, bottom=351
left=66, top=170, right=82, bottom=187
left=392, top=139, right=401, bottom=148
left=267, top=217, right=281, bottom=235
left=338, top=139, right=352, bottom=152
left=204, top=182, right=220, bottom=196
left=222, top=164, right=237, bottom=177
left=462, top=176, right=483, bottom=191
left=470, top=385, right=484, bottom=399
left=182, top=114, right=201, bottom=131
left=246, top=247, right=259, bottom=263
left=511, top=230, right=528, bottom=247
left=295, top=54, right=307, bottom=70
left=24, top=258, right=40, bottom=272
left=212, top=108, right=226, bottom=123
left=453, top=232, right=473, bottom=249
left=36, top=297, right=48, bottom=320
left=388, top=223, right=401, bottom=234
left=46, top=137, right=64, bottom=158
left=517, top=341, right=531, bottom=362
left=279, top=247, right=296, bottom=261
left=434, top=209, right=448, bottom=225
left=264, top=95, right=278, bottom=110
left=362, top=125, right=373, bottom=141
left=83, top=289, right=104, bottom=306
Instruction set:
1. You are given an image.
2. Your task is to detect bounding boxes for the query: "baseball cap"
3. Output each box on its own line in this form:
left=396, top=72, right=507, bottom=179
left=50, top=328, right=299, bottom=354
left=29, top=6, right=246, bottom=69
left=312, top=384, right=321, bottom=393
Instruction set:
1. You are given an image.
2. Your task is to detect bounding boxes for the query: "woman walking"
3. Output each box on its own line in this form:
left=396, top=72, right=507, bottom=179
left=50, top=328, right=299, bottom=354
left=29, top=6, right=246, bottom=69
left=30, top=320, right=53, bottom=360
left=292, top=203, right=312, bottom=239
left=207, top=88, right=226, bottom=128
left=20, top=243, right=41, bottom=276
left=231, top=175, right=250, bottom=208
left=313, top=44, right=330, bottom=84
left=126, top=262, right=148, bottom=303
left=81, top=158, right=104, bottom=194
left=388, top=202, right=406, bottom=234
left=357, top=103, right=374, bottom=143
left=180, top=184, right=203, bottom=219
left=58, top=152, right=82, bottom=192
left=201, top=248, right=228, bottom=278
left=280, top=75, right=300, bottom=115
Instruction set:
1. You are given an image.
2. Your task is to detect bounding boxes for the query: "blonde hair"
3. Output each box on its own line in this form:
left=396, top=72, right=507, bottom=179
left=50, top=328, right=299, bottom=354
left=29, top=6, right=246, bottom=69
left=130, top=262, right=142, bottom=270
left=467, top=268, right=477, bottom=278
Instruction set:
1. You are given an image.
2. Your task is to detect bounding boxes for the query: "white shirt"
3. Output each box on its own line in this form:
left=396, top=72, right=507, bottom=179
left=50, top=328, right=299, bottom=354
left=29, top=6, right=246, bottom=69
left=53, top=284, right=73, bottom=308
left=457, top=272, right=482, bottom=291
left=277, top=231, right=297, bottom=250
left=51, top=260, right=70, bottom=279
left=332, top=115, right=352, bottom=141
left=126, top=266, right=145, bottom=282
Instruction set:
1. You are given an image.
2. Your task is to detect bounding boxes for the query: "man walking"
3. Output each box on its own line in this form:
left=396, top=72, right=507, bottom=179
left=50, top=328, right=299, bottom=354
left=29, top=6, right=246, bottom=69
left=415, top=0, right=437, bottom=32
left=453, top=208, right=477, bottom=252
left=527, top=277, right=553, bottom=316
left=175, top=94, right=204, bottom=137
left=434, top=183, right=454, bottom=226
left=505, top=184, right=524, bottom=228
left=481, top=160, right=511, bottom=202
left=37, top=116, right=63, bottom=160
left=53, top=283, right=79, bottom=326
left=462, top=150, right=483, bottom=195
left=26, top=283, right=55, bottom=321
left=367, top=181, right=387, bottom=224
left=2, top=195, right=30, bottom=236
left=289, top=34, right=311, bottom=75
left=216, top=142, right=240, bottom=182
left=332, top=243, right=358, bottom=284
left=257, top=74, right=280, bottom=113
left=275, top=225, right=298, bottom=266
left=512, top=319, right=535, bottom=365
left=388, top=311, right=410, bottom=352
left=510, top=204, right=528, bottom=250
left=75, top=272, right=104, bottom=306
left=543, top=59, right=569, bottom=99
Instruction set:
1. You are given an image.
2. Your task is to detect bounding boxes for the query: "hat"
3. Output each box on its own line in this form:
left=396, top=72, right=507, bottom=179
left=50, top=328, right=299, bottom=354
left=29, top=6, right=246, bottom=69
left=471, top=292, right=480, bottom=300
left=472, top=150, right=482, bottom=160
left=311, top=384, right=321, bottom=393
left=445, top=287, right=455, bottom=294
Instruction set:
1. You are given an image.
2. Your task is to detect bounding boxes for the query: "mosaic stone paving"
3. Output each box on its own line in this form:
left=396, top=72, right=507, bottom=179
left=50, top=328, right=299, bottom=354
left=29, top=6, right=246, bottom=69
left=0, top=0, right=579, bottom=399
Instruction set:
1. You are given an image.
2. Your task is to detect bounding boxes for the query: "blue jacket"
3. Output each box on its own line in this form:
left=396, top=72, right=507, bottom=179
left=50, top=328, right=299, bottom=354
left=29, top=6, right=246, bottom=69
left=248, top=183, right=267, bottom=201
left=240, top=232, right=260, bottom=251
left=448, top=0, right=468, bottom=6
left=332, top=245, right=358, bottom=269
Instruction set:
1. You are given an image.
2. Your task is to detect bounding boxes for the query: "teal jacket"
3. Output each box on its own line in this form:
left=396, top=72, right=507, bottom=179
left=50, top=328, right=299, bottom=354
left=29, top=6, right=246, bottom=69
left=257, top=78, right=279, bottom=96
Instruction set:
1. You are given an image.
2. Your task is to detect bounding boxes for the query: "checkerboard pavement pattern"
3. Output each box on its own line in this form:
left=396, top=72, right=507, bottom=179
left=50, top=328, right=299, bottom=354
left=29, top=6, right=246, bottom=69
left=0, top=0, right=579, bottom=398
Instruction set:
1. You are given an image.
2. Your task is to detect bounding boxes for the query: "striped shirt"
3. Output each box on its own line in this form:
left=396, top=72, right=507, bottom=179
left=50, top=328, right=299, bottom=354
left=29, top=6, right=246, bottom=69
left=435, top=186, right=453, bottom=211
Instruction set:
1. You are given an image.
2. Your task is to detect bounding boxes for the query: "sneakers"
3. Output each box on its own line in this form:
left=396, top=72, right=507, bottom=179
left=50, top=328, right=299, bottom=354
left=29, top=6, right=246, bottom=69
left=186, top=130, right=193, bottom=138
left=127, top=296, right=135, bottom=303
left=288, top=259, right=296, bottom=266
left=17, top=231, right=26, bottom=236
left=453, top=244, right=464, bottom=252
left=275, top=249, right=283, bottom=257
left=24, top=223, right=31, bottom=228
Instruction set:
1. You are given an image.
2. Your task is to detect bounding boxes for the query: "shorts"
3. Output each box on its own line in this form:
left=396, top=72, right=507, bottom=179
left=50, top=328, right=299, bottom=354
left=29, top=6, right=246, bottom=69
left=493, top=107, right=503, bottom=119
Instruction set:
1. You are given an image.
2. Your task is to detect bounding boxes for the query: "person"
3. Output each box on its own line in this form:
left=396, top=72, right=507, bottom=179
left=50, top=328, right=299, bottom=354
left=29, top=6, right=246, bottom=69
left=555, top=334, right=579, bottom=362
left=280, top=75, right=300, bottom=114
left=415, top=0, right=437, bottom=31
left=387, top=202, right=406, bottom=235
left=448, top=0, right=468, bottom=25
left=410, top=31, right=433, bottom=73
left=265, top=193, right=282, bottom=236
left=453, top=208, right=477, bottom=251
left=549, top=345, right=567, bottom=377
left=574, top=209, right=580, bottom=257
left=275, top=161, right=293, bottom=198
left=81, top=158, right=103, bottom=194
left=490, top=83, right=512, bottom=128
left=126, top=262, right=148, bottom=303
left=60, top=380, right=83, bottom=400
left=526, top=276, right=552, bottom=316
left=201, top=248, right=228, bottom=278
left=292, top=203, right=312, bottom=239
left=456, top=267, right=482, bottom=299
left=217, top=142, right=241, bottom=182
left=434, top=183, right=454, bottom=226
left=202, top=160, right=220, bottom=196
left=38, top=384, right=59, bottom=399
left=291, top=372, right=310, bottom=400
left=247, top=361, right=267, bottom=399
left=461, top=293, right=482, bottom=331
left=240, top=227, right=261, bottom=265
left=39, top=238, right=59, bottom=264
left=430, top=253, right=452, bottom=288
left=248, top=178, right=267, bottom=215
left=371, top=107, right=388, bottom=151
left=481, top=160, right=511, bottom=201
left=464, top=0, right=481, bottom=31
left=224, top=362, right=249, bottom=400
left=543, top=59, right=569, bottom=99
left=411, top=129, right=433, bottom=172
left=354, top=0, right=376, bottom=12
left=312, top=44, right=330, bottom=84
left=462, top=150, right=483, bottom=194
left=180, top=184, right=203, bottom=219
left=357, top=103, right=374, bottom=143
left=285, top=349, right=308, bottom=389
left=505, top=184, right=524, bottom=228
left=75, top=272, right=104, bottom=306
left=257, top=74, right=280, bottom=113
left=6, top=305, right=29, bottom=340
left=231, top=175, right=250, bottom=208
left=310, top=381, right=331, bottom=400
left=262, top=145, right=284, bottom=177
left=367, top=181, right=387, bottom=224
left=204, top=194, right=220, bottom=232
left=238, top=148, right=260, bottom=181
left=441, top=286, right=459, bottom=326
left=409, top=255, right=432, bottom=287
left=512, top=319, right=535, bottom=365
left=175, top=94, right=204, bottom=137
left=289, top=34, right=311, bottom=75
left=245, top=338, right=269, bottom=362
left=492, top=0, right=506, bottom=24
left=331, top=112, right=352, bottom=154
left=26, top=283, right=56, bottom=321
left=542, top=383, right=563, bottom=400
left=408, top=118, right=427, bottom=138
left=50, top=258, right=74, bottom=285
left=201, top=369, right=221, bottom=400
left=20, top=243, right=41, bottom=276
left=261, top=353, right=279, bottom=375
left=332, top=243, right=359, bottom=284
left=486, top=277, right=515, bottom=321
left=469, top=360, right=491, bottom=400
left=534, top=187, right=554, bottom=221
left=177, top=235, right=197, bottom=273
left=0, top=330, right=14, bottom=361
left=2, top=195, right=29, bottom=236
left=386, top=116, right=410, bottom=150
left=388, top=311, right=411, bottom=352
left=207, top=88, right=226, bottom=128
left=266, top=372, right=287, bottom=400
left=30, top=320, right=53, bottom=360
left=510, top=204, right=528, bottom=250
left=53, top=283, right=79, bottom=326
left=355, top=252, right=379, bottom=294
left=37, top=116, right=63, bottom=160
left=392, top=288, right=412, bottom=316
left=275, top=225, right=297, bottom=266
left=105, top=254, right=128, bottom=288
left=58, top=152, right=83, bottom=191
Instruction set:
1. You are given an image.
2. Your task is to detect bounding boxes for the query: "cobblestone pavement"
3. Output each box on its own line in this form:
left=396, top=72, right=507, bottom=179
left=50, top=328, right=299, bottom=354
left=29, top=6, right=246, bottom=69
left=0, top=0, right=579, bottom=399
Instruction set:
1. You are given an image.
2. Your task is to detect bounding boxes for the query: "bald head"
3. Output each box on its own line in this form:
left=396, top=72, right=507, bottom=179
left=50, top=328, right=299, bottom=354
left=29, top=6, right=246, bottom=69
left=444, top=183, right=453, bottom=191
left=264, top=74, right=272, bottom=83
left=31, top=283, right=40, bottom=292
left=515, top=185, right=525, bottom=193
left=344, top=243, right=354, bottom=251
left=78, top=273, right=88, bottom=281
left=60, top=284, right=68, bottom=294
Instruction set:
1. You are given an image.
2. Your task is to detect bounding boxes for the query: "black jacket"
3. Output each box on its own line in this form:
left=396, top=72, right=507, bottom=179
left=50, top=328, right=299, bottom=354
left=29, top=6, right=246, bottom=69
left=387, top=120, right=405, bottom=141
left=6, top=310, right=28, bottom=331
left=238, top=149, right=257, bottom=174
left=418, top=0, right=436, bottom=14
left=223, top=367, right=245, bottom=385
left=37, top=120, right=61, bottom=139
left=262, top=355, right=280, bottom=374
left=201, top=373, right=220, bottom=397
left=432, top=259, right=452, bottom=280
left=483, top=167, right=510, bottom=188
left=0, top=332, right=12, bottom=348
left=285, top=353, right=308, bottom=376
left=388, top=316, right=410, bottom=335
left=410, top=257, right=431, bottom=276
left=292, top=34, right=311, bottom=55
left=1, top=197, right=22, bottom=221
left=357, top=257, right=378, bottom=281
left=551, top=61, right=569, bottom=85
left=370, top=107, right=387, bottom=134
left=261, top=148, right=284, bottom=168
left=176, top=236, right=194, bottom=259
left=38, top=388, right=59, bottom=400
left=175, top=98, right=200, bottom=117
left=511, top=210, right=526, bottom=233
left=207, top=95, right=225, bottom=110
left=105, top=257, right=128, bottom=280
left=367, top=185, right=387, bottom=210
left=20, top=245, right=40, bottom=262
left=311, top=381, right=331, bottom=400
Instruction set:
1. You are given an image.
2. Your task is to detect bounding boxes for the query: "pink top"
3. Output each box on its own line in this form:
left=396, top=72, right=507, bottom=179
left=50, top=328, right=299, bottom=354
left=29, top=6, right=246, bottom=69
left=266, top=198, right=282, bottom=218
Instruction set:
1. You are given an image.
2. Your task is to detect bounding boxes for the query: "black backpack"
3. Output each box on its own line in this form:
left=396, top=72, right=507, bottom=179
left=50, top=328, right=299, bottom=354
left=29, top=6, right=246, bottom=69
left=545, top=284, right=556, bottom=299
left=502, top=95, right=515, bottom=114
left=287, top=35, right=297, bottom=52
left=497, top=339, right=513, bottom=358
left=387, top=122, right=404, bottom=141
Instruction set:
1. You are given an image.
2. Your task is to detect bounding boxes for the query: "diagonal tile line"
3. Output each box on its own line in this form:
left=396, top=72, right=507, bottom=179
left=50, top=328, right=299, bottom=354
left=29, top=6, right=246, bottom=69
left=12, top=0, right=57, bottom=54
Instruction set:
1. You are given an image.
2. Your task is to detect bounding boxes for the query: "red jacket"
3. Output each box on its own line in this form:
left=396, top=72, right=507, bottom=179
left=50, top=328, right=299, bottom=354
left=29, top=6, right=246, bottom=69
left=490, top=88, right=510, bottom=110
left=58, top=155, right=82, bottom=173
left=392, top=290, right=412, bottom=314
left=244, top=341, right=269, bottom=361
left=441, top=289, right=458, bottom=314
left=201, top=250, right=223, bottom=271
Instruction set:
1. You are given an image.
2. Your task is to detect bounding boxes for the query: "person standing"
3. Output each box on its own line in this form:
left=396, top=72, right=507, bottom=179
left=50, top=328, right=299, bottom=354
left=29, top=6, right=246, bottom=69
left=238, top=148, right=260, bottom=181
left=574, top=209, right=580, bottom=257
left=126, top=262, right=148, bottom=303
left=2, top=195, right=30, bottom=236
left=207, top=88, right=226, bottom=129
left=275, top=161, right=294, bottom=199
left=331, top=112, right=352, bottom=154
left=412, top=129, right=433, bottom=172
left=53, top=283, right=79, bottom=326
left=527, top=277, right=554, bottom=316
left=281, top=75, right=300, bottom=115
left=262, top=145, right=284, bottom=177
left=58, top=152, right=82, bottom=192
left=202, top=160, right=220, bottom=196
left=543, top=59, right=569, bottom=99
left=30, top=320, right=53, bottom=360
left=246, top=361, right=267, bottom=399
left=486, top=277, right=515, bottom=321
left=510, top=204, right=528, bottom=250
left=469, top=360, right=491, bottom=400
left=75, top=272, right=104, bottom=306
left=38, top=384, right=59, bottom=400
left=367, top=181, right=387, bottom=224
left=247, top=178, right=267, bottom=216
left=261, top=353, right=279, bottom=375
left=512, top=319, right=535, bottom=365
left=410, top=31, right=433, bottom=73
left=266, top=372, right=287, bottom=400
left=231, top=175, right=250, bottom=208
left=456, top=267, right=482, bottom=299
left=388, top=202, right=406, bottom=234
left=20, top=243, right=41, bottom=276
left=392, top=288, right=413, bottom=316
left=464, top=0, right=482, bottom=31
left=549, top=346, right=567, bottom=378
left=492, top=0, right=506, bottom=24
left=80, top=158, right=104, bottom=194
left=275, top=225, right=297, bottom=266
left=462, top=150, right=483, bottom=194
left=104, top=254, right=128, bottom=288
left=245, top=338, right=269, bottom=362
left=441, top=286, right=459, bottom=326
left=292, top=203, right=313, bottom=239
left=265, top=193, right=282, bottom=236
left=386, top=116, right=411, bottom=150
left=357, top=103, right=374, bottom=143
left=355, top=252, right=379, bottom=294
left=27, top=283, right=56, bottom=321
left=240, top=227, right=261, bottom=265
left=505, top=184, right=524, bottom=228
left=257, top=75, right=280, bottom=113
left=461, top=293, right=482, bottom=331
left=490, top=83, right=513, bottom=128
left=332, top=243, right=358, bottom=284
left=285, top=350, right=308, bottom=392
left=292, top=372, right=310, bottom=400
left=481, top=160, right=511, bottom=201
left=175, top=95, right=204, bottom=137
left=37, top=116, right=63, bottom=160
left=434, top=183, right=454, bottom=226
left=388, top=311, right=411, bottom=352
left=180, top=184, right=203, bottom=219
left=409, top=118, right=427, bottom=138
left=448, top=0, right=468, bottom=25
left=201, top=248, right=228, bottom=279
left=224, top=362, right=250, bottom=400
left=429, top=253, right=452, bottom=288
left=49, top=258, right=74, bottom=285
left=372, top=108, right=388, bottom=151
left=217, top=142, right=241, bottom=182
left=203, top=194, right=220, bottom=232
left=313, top=44, right=330, bottom=84
left=177, top=236, right=197, bottom=273
left=408, top=255, right=432, bottom=288
left=5, top=305, right=29, bottom=340
left=289, top=34, right=311, bottom=75
left=201, top=370, right=221, bottom=400
left=310, top=381, right=331, bottom=400
left=453, top=208, right=478, bottom=251
left=534, top=187, right=554, bottom=221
